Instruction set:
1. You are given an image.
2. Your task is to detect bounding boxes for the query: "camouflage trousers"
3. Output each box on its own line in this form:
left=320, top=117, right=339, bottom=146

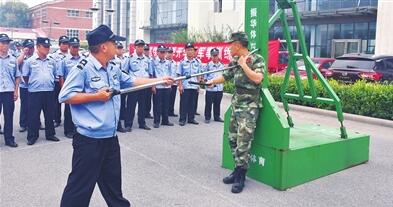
left=228, top=106, right=259, bottom=170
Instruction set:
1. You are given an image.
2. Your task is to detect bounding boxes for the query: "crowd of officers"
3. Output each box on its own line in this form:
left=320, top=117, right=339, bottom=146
left=0, top=33, right=226, bottom=148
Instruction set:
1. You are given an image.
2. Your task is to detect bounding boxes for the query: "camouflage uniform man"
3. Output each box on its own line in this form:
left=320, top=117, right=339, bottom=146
left=206, top=32, right=264, bottom=193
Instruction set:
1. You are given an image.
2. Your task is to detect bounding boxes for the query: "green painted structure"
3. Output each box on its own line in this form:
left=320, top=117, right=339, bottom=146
left=221, top=0, right=370, bottom=190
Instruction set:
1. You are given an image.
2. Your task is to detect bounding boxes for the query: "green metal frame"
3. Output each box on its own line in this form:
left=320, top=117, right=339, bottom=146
left=269, top=0, right=348, bottom=138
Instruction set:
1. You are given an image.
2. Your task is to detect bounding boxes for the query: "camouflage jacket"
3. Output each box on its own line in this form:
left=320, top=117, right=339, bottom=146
left=223, top=53, right=265, bottom=109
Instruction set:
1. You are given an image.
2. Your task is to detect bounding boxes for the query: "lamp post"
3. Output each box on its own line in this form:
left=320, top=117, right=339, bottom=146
left=42, top=20, right=60, bottom=40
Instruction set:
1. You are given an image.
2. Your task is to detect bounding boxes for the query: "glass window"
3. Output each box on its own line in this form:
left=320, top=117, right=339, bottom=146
left=331, top=58, right=375, bottom=70
left=67, top=29, right=79, bottom=38
left=67, top=9, right=79, bottom=17
left=342, top=0, right=357, bottom=8
left=85, top=11, right=93, bottom=18
left=384, top=59, right=393, bottom=70
left=340, top=23, right=354, bottom=39
left=354, top=23, right=368, bottom=39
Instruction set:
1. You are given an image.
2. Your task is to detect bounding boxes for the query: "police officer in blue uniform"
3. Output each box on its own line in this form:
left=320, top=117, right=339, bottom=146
left=177, top=42, right=202, bottom=126
left=51, top=35, right=69, bottom=127
left=113, top=41, right=128, bottom=133
left=0, top=34, right=20, bottom=147
left=143, top=43, right=154, bottom=119
left=59, top=25, right=173, bottom=207
left=17, top=39, right=35, bottom=132
left=22, top=37, right=59, bottom=145
left=123, top=39, right=152, bottom=131
left=58, top=37, right=81, bottom=138
left=167, top=47, right=178, bottom=117
left=204, top=48, right=224, bottom=123
left=152, top=45, right=174, bottom=128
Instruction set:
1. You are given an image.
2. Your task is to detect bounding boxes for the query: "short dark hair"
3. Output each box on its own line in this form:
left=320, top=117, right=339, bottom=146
left=89, top=44, right=101, bottom=54
left=237, top=40, right=248, bottom=48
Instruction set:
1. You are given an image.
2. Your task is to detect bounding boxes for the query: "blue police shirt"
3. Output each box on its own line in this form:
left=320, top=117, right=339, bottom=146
left=126, top=53, right=152, bottom=78
left=152, top=57, right=171, bottom=89
left=113, top=55, right=128, bottom=72
left=58, top=55, right=134, bottom=138
left=22, top=53, right=57, bottom=92
left=0, top=54, right=20, bottom=92
left=18, top=56, right=31, bottom=89
left=49, top=50, right=67, bottom=81
left=58, top=54, right=82, bottom=80
left=176, top=57, right=202, bottom=89
left=204, top=61, right=224, bottom=92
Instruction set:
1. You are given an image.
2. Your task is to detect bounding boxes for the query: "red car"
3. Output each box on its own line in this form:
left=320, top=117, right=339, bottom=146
left=272, top=58, right=335, bottom=79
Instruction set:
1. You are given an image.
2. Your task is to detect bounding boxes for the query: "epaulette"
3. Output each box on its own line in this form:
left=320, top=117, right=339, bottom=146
left=121, top=70, right=129, bottom=75
left=76, top=59, right=88, bottom=70
left=109, top=60, right=116, bottom=65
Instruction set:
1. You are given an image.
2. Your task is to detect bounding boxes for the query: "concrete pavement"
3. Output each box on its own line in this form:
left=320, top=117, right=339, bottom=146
left=1, top=91, right=393, bottom=207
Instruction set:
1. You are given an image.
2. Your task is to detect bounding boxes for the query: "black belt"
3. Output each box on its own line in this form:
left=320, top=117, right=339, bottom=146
left=235, top=87, right=259, bottom=95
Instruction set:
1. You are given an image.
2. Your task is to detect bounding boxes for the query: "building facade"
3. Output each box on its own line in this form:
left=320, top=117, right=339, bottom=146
left=375, top=1, right=393, bottom=55
left=30, top=0, right=93, bottom=41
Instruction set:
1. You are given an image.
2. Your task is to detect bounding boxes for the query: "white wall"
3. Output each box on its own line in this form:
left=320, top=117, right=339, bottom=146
left=135, top=0, right=151, bottom=42
left=375, top=1, right=393, bottom=55
left=187, top=0, right=245, bottom=39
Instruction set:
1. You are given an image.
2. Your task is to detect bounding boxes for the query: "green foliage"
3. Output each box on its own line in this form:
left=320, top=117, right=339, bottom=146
left=224, top=76, right=393, bottom=120
left=170, top=25, right=242, bottom=43
left=0, top=1, right=31, bottom=28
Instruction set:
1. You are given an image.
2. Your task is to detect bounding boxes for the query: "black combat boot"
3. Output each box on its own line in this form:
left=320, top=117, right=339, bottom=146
left=223, top=166, right=240, bottom=184
left=231, top=168, right=247, bottom=193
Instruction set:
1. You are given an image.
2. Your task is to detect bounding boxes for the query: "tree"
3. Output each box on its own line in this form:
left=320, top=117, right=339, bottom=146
left=0, top=1, right=31, bottom=28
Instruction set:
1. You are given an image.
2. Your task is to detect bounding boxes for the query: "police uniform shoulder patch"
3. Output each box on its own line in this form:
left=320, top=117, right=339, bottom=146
left=121, top=70, right=129, bottom=75
left=76, top=59, right=88, bottom=70
left=109, top=60, right=116, bottom=65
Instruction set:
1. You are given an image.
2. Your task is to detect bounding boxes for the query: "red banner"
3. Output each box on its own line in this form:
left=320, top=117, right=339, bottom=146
left=129, top=42, right=232, bottom=64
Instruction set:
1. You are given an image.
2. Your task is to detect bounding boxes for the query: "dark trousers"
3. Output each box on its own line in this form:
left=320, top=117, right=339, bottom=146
left=179, top=89, right=197, bottom=123
left=153, top=88, right=171, bottom=124
left=60, top=133, right=130, bottom=207
left=168, top=85, right=177, bottom=115
left=145, top=89, right=152, bottom=117
left=0, top=92, right=15, bottom=144
left=194, top=90, right=199, bottom=114
left=124, top=89, right=147, bottom=127
left=54, top=81, right=62, bottom=124
left=27, top=91, right=55, bottom=141
left=204, top=91, right=223, bottom=120
left=64, top=104, right=75, bottom=135
left=19, top=87, right=28, bottom=128
left=120, top=94, right=127, bottom=121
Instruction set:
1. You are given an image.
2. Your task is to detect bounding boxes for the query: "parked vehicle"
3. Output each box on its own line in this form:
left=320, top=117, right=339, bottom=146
left=327, top=54, right=393, bottom=83
left=272, top=58, right=335, bottom=79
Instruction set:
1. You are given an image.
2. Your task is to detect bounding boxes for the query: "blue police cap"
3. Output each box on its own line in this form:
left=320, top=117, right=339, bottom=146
left=144, top=44, right=150, bottom=50
left=210, top=48, right=219, bottom=55
left=87, top=24, right=126, bottom=46
left=157, top=44, right=166, bottom=52
left=37, top=37, right=51, bottom=47
left=185, top=42, right=197, bottom=50
left=58, top=35, right=69, bottom=43
left=116, top=41, right=123, bottom=49
left=22, top=39, right=34, bottom=48
left=15, top=41, right=21, bottom=47
left=167, top=47, right=174, bottom=53
left=0, top=33, right=12, bottom=42
left=134, top=39, right=145, bottom=46
left=69, top=37, right=80, bottom=46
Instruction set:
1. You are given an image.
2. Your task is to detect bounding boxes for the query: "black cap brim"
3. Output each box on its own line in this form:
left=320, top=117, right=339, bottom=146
left=110, top=35, right=126, bottom=42
left=70, top=43, right=80, bottom=47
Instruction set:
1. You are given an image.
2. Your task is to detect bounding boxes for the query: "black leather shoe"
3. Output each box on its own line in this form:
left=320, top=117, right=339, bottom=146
left=124, top=127, right=132, bottom=132
left=19, top=127, right=27, bottom=132
left=54, top=122, right=61, bottom=128
left=214, top=117, right=224, bottom=122
left=46, top=136, right=60, bottom=142
left=27, top=139, right=36, bottom=145
left=204, top=119, right=210, bottom=124
left=188, top=120, right=199, bottom=125
left=153, top=123, right=159, bottom=128
left=162, top=122, right=174, bottom=126
left=231, top=168, right=247, bottom=193
left=65, top=132, right=75, bottom=139
left=117, top=127, right=127, bottom=133
left=168, top=114, right=178, bottom=117
left=146, top=114, right=154, bottom=119
left=5, top=141, right=18, bottom=148
left=179, top=121, right=185, bottom=126
left=223, top=167, right=239, bottom=184
left=195, top=112, right=200, bottom=116
left=139, top=125, right=151, bottom=130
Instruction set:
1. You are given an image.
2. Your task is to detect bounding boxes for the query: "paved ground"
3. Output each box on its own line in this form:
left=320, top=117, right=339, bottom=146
left=1, top=91, right=393, bottom=207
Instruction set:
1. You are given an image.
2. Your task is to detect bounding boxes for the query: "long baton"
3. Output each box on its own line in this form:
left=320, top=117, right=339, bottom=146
left=110, top=48, right=259, bottom=95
